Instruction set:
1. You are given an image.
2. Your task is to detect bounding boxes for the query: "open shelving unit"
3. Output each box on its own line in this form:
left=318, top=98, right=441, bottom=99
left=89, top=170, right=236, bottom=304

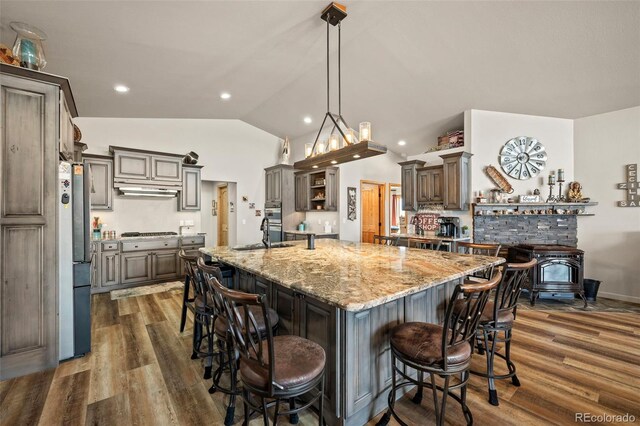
left=310, top=170, right=328, bottom=210
left=472, top=202, right=598, bottom=217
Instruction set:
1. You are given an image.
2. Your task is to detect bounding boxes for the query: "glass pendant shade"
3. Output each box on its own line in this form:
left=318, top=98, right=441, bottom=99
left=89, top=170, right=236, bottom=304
left=305, top=143, right=313, bottom=158
left=344, top=128, right=356, bottom=145
left=10, top=22, right=47, bottom=70
left=359, top=122, right=371, bottom=142
left=316, top=141, right=326, bottom=155
left=328, top=134, right=340, bottom=151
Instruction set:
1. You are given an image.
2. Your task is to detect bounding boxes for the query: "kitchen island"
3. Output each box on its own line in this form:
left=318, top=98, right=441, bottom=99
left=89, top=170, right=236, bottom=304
left=201, top=239, right=503, bottom=426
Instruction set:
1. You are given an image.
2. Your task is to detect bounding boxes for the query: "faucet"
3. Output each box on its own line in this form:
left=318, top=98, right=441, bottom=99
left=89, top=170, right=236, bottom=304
left=260, top=217, right=271, bottom=248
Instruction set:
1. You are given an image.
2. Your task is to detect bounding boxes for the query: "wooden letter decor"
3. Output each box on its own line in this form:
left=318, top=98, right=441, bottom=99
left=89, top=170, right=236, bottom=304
left=618, top=164, right=639, bottom=207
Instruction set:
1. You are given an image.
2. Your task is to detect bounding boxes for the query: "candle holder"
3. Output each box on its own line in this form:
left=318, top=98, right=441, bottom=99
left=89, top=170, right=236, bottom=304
left=546, top=182, right=557, bottom=203
left=557, top=178, right=566, bottom=201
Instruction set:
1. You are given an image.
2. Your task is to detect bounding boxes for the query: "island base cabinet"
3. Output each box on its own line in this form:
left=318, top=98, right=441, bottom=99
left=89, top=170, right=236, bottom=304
left=218, top=264, right=459, bottom=426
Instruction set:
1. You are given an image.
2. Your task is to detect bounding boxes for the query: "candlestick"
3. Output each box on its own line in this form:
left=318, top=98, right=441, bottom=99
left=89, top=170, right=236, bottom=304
left=548, top=174, right=556, bottom=185
left=558, top=168, right=565, bottom=182
left=546, top=181, right=557, bottom=203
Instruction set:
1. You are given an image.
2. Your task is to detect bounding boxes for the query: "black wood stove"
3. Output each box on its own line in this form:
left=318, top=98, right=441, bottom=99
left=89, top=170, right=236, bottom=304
left=508, top=244, right=587, bottom=308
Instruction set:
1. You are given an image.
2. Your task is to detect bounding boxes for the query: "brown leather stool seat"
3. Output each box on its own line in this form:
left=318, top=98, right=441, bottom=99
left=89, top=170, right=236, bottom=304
left=390, top=322, right=471, bottom=366
left=452, top=299, right=514, bottom=327
left=214, top=305, right=279, bottom=337
left=240, top=335, right=326, bottom=391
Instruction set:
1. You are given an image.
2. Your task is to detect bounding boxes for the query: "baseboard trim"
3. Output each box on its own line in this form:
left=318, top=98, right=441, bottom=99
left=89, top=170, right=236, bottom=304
left=598, top=291, right=640, bottom=304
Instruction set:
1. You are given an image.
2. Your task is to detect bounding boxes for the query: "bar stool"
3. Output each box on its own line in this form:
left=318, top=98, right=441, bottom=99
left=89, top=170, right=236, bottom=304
left=197, top=258, right=283, bottom=426
left=211, top=277, right=326, bottom=426
left=373, top=235, right=399, bottom=246
left=469, top=259, right=537, bottom=406
left=408, top=238, right=442, bottom=251
left=179, top=250, right=215, bottom=380
left=179, top=252, right=235, bottom=333
left=457, top=242, right=502, bottom=282
left=377, top=272, right=502, bottom=426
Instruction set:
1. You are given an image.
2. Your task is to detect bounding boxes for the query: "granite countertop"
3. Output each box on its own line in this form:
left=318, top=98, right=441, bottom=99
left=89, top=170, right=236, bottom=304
left=92, top=233, right=205, bottom=243
left=284, top=230, right=339, bottom=236
left=200, top=239, right=503, bottom=312
left=395, top=233, right=471, bottom=242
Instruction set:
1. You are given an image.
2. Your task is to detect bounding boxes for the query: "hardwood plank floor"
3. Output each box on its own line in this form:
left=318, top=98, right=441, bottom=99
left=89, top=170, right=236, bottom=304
left=1, top=288, right=638, bottom=426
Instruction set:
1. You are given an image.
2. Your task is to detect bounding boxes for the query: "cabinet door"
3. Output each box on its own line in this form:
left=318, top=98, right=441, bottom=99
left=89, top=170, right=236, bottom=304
left=325, top=168, right=338, bottom=211
left=416, top=169, right=429, bottom=203
left=114, top=151, right=151, bottom=181
left=151, top=155, right=182, bottom=182
left=238, top=270, right=255, bottom=293
left=179, top=167, right=201, bottom=211
left=59, top=94, right=74, bottom=161
left=272, top=285, right=296, bottom=335
left=0, top=76, right=59, bottom=379
left=152, top=250, right=180, bottom=280
left=87, top=158, right=113, bottom=210
left=101, top=252, right=120, bottom=287
left=265, top=170, right=273, bottom=203
left=401, top=166, right=416, bottom=211
left=431, top=168, right=444, bottom=202
left=295, top=173, right=310, bottom=212
left=255, top=279, right=271, bottom=304
left=120, top=252, right=153, bottom=284
left=272, top=168, right=282, bottom=203
left=443, top=160, right=460, bottom=210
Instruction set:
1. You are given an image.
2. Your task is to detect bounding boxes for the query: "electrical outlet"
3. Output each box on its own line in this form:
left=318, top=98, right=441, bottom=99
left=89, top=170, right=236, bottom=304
left=180, top=220, right=185, bottom=226
left=242, top=219, right=246, bottom=225
left=185, top=220, right=194, bottom=226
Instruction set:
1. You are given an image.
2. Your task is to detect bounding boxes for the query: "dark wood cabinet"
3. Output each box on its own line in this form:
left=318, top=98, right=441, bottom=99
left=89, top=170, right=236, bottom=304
left=399, top=160, right=425, bottom=211
left=265, top=167, right=283, bottom=204
left=178, top=166, right=202, bottom=211
left=441, top=152, right=471, bottom=210
left=85, top=155, right=114, bottom=211
left=416, top=166, right=443, bottom=204
left=295, top=167, right=339, bottom=212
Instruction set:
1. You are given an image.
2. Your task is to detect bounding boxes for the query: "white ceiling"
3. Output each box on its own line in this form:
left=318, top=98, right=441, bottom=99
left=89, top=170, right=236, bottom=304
left=1, top=1, right=639, bottom=155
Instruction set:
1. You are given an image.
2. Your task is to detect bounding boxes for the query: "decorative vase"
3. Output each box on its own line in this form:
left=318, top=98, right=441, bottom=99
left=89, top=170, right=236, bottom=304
left=10, top=22, right=47, bottom=70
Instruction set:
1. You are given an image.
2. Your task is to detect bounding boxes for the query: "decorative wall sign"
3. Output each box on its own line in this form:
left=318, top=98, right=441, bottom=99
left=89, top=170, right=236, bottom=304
left=255, top=209, right=262, bottom=216
left=249, top=203, right=255, bottom=209
left=347, top=187, right=356, bottom=221
left=499, top=136, right=547, bottom=180
left=410, top=213, right=440, bottom=232
left=617, top=164, right=638, bottom=207
left=485, top=165, right=514, bottom=193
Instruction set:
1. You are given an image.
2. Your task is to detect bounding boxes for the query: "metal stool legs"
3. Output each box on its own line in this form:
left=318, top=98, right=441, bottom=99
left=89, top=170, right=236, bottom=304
left=474, top=326, right=520, bottom=406
left=180, top=273, right=191, bottom=333
left=209, top=335, right=241, bottom=426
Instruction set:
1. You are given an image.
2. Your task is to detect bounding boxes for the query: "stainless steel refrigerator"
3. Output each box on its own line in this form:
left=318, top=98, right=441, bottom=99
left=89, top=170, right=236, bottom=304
left=58, top=162, right=92, bottom=360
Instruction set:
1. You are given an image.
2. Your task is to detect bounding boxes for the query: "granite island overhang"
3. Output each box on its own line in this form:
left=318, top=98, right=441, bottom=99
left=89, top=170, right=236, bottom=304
left=200, top=239, right=504, bottom=425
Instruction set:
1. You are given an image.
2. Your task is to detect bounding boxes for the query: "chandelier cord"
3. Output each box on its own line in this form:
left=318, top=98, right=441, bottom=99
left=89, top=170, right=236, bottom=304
left=326, top=18, right=330, bottom=113
left=338, top=21, right=341, bottom=118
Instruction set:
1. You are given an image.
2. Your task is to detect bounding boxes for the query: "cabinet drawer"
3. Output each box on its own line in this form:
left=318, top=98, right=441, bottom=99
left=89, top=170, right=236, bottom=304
left=101, top=242, right=119, bottom=251
left=122, top=239, right=179, bottom=252
left=181, top=236, right=205, bottom=246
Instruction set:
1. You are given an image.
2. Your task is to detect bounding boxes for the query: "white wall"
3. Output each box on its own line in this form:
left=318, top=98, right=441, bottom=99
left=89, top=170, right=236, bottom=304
left=574, top=106, right=640, bottom=302
left=291, top=136, right=402, bottom=241
left=75, top=118, right=281, bottom=245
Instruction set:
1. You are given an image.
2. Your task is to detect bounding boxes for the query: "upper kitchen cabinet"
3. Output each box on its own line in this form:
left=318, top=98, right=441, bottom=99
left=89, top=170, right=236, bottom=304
left=265, top=165, right=284, bottom=204
left=416, top=165, right=444, bottom=204
left=441, top=151, right=472, bottom=210
left=59, top=94, right=74, bottom=161
left=178, top=165, right=202, bottom=211
left=294, top=167, right=339, bottom=212
left=0, top=64, right=78, bottom=380
left=399, top=160, right=425, bottom=211
left=110, top=146, right=183, bottom=187
left=295, top=173, right=310, bottom=212
left=84, top=154, right=113, bottom=211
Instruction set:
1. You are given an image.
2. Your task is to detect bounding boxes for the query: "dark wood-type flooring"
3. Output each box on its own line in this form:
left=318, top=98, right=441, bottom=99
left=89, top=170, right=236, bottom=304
left=1, top=288, right=639, bottom=425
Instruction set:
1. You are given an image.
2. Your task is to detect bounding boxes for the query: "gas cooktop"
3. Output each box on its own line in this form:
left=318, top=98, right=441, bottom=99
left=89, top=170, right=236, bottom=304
left=120, top=232, right=178, bottom=237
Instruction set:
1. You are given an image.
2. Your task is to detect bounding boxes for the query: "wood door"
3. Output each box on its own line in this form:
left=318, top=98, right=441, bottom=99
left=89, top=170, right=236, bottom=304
left=217, top=185, right=229, bottom=246
left=87, top=158, right=113, bottom=210
left=361, top=183, right=382, bottom=243
left=100, top=251, right=120, bottom=287
left=0, top=76, right=59, bottom=380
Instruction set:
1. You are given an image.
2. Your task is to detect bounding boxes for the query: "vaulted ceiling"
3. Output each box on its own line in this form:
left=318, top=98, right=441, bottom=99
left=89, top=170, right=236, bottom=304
left=1, top=1, right=638, bottom=155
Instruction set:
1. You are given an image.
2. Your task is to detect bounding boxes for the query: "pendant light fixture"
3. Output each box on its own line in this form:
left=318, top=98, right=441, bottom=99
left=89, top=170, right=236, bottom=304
left=293, top=2, right=387, bottom=170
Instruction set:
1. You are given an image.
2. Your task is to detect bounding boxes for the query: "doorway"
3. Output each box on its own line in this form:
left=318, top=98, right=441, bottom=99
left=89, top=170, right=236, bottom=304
left=389, top=183, right=404, bottom=234
left=217, top=184, right=229, bottom=246
left=360, top=180, right=386, bottom=243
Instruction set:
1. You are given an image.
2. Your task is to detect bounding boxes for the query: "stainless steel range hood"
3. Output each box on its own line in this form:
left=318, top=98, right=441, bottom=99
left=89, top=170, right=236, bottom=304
left=118, top=187, right=178, bottom=198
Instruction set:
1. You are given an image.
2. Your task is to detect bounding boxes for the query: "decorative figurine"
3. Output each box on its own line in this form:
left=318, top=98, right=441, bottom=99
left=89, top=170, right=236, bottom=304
left=568, top=181, right=583, bottom=202
left=280, top=137, right=290, bottom=165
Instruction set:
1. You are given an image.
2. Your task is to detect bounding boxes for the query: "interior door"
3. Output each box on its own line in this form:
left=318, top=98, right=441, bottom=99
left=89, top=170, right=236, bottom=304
left=218, top=185, right=229, bottom=246
left=361, top=183, right=381, bottom=243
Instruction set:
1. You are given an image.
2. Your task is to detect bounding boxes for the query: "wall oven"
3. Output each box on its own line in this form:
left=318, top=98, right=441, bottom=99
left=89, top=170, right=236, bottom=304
left=265, top=203, right=283, bottom=242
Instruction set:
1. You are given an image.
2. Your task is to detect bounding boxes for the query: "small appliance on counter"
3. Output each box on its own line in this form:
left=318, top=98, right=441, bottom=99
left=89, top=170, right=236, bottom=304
left=437, top=217, right=461, bottom=238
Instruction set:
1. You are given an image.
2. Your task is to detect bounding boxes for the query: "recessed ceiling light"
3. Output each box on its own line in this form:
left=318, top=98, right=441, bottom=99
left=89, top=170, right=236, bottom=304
left=353, top=154, right=361, bottom=159
left=398, top=140, right=406, bottom=146
left=220, top=92, right=231, bottom=100
left=330, top=160, right=337, bottom=164
left=114, top=85, right=129, bottom=93
left=303, top=116, right=312, bottom=124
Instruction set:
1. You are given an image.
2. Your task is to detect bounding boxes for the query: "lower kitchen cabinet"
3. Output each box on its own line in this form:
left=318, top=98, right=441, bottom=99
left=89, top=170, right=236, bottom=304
left=101, top=251, right=120, bottom=287
left=152, top=250, right=180, bottom=280
left=272, top=284, right=296, bottom=336
left=120, top=252, right=153, bottom=284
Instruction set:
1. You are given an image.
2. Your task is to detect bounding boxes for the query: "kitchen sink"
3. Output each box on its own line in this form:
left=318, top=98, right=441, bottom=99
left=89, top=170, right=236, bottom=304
left=232, top=243, right=295, bottom=251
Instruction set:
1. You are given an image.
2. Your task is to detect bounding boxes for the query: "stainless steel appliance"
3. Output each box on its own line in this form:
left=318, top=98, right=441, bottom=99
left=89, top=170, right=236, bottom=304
left=58, top=162, right=92, bottom=360
left=437, top=217, right=460, bottom=238
left=265, top=203, right=283, bottom=243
